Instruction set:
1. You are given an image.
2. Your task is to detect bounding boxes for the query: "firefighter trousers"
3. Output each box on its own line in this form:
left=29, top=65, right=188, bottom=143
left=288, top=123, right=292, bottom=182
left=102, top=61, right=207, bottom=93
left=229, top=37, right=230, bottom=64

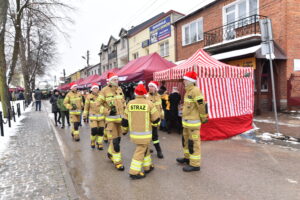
left=130, top=143, right=152, bottom=175
left=70, top=114, right=81, bottom=137
left=182, top=127, right=201, bottom=167
left=90, top=120, right=105, bottom=146
left=105, top=122, right=123, bottom=165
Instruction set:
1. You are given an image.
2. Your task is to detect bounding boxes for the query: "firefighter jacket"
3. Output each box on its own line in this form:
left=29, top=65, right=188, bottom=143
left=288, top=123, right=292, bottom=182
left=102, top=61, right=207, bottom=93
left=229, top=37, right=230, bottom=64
left=98, top=85, right=126, bottom=123
left=182, top=84, right=208, bottom=129
left=64, top=91, right=84, bottom=115
left=124, top=96, right=160, bottom=144
left=146, top=92, right=163, bottom=121
left=83, top=92, right=107, bottom=121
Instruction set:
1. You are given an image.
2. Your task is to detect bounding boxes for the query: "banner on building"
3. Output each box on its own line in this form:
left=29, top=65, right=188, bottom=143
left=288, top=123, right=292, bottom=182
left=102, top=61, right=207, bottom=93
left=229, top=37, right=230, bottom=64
left=150, top=16, right=171, bottom=44
left=226, top=57, right=256, bottom=69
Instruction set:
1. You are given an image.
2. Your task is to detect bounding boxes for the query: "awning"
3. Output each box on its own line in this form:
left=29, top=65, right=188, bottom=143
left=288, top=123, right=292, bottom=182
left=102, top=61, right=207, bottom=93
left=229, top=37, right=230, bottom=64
left=212, top=43, right=286, bottom=60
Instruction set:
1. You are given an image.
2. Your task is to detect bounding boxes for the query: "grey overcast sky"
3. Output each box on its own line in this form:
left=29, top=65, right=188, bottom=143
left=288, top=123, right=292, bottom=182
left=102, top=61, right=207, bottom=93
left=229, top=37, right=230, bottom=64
left=52, top=0, right=215, bottom=79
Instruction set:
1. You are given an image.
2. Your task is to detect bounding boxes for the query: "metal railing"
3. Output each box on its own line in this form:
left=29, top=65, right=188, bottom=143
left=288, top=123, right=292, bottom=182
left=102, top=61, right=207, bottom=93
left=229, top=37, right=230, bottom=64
left=204, top=14, right=267, bottom=47
left=0, top=100, right=27, bottom=137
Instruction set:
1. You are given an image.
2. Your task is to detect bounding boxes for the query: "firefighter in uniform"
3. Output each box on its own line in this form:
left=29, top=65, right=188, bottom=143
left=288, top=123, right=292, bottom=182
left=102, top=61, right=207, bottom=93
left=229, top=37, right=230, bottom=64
left=98, top=72, right=126, bottom=171
left=64, top=82, right=84, bottom=142
left=176, top=71, right=208, bottom=172
left=147, top=81, right=164, bottom=159
left=83, top=83, right=107, bottom=150
left=122, top=84, right=160, bottom=179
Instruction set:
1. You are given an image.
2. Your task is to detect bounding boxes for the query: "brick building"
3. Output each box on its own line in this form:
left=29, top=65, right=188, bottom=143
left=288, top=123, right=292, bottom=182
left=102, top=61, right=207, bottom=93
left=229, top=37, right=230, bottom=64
left=174, top=0, right=300, bottom=114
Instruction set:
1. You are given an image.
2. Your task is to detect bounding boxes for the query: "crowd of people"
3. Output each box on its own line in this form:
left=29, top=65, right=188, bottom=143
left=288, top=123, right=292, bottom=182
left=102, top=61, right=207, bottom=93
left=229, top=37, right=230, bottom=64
left=46, top=71, right=208, bottom=179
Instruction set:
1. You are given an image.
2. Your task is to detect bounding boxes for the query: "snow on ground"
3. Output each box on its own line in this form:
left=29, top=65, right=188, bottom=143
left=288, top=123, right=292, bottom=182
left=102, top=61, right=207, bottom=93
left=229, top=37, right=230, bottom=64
left=0, top=100, right=32, bottom=157
left=253, top=119, right=300, bottom=127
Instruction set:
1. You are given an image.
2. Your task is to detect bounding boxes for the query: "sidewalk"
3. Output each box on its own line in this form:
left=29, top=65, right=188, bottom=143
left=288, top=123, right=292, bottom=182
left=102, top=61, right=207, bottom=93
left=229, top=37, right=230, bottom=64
left=254, top=111, right=300, bottom=139
left=0, top=103, right=77, bottom=200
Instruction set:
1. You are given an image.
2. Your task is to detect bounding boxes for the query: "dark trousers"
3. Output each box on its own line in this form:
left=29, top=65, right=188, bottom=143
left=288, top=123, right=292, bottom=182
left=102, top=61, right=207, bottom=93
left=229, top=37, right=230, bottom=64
left=54, top=112, right=61, bottom=125
left=35, top=100, right=41, bottom=111
left=60, top=111, right=70, bottom=126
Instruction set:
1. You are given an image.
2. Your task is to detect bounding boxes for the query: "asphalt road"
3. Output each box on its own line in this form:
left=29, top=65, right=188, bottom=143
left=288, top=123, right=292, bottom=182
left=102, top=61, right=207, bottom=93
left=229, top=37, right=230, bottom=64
left=45, top=102, right=300, bottom=200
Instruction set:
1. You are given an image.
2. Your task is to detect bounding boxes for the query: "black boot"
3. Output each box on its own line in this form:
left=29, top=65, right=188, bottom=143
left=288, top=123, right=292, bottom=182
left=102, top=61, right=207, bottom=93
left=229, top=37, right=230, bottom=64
left=130, top=172, right=146, bottom=179
left=154, top=143, right=164, bottom=159
left=144, top=165, right=154, bottom=174
left=183, top=165, right=200, bottom=172
left=176, top=157, right=189, bottom=164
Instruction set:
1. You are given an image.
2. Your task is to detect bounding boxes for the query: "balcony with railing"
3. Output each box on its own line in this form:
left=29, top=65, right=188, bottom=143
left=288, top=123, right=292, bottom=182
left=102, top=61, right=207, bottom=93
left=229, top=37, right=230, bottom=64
left=204, top=15, right=267, bottom=53
left=108, top=51, right=117, bottom=60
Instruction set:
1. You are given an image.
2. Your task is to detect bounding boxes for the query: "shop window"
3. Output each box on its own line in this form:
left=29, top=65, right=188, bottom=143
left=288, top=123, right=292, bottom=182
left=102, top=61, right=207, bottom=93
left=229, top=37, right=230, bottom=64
left=261, top=65, right=269, bottom=92
left=133, top=52, right=139, bottom=59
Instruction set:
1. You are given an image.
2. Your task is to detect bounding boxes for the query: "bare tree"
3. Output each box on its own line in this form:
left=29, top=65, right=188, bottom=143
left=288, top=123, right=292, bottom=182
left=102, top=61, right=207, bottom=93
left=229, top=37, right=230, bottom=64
left=0, top=0, right=11, bottom=117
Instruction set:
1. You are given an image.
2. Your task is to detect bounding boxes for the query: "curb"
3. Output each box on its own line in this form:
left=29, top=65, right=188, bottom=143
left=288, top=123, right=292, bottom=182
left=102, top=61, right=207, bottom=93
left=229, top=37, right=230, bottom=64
left=45, top=103, right=79, bottom=200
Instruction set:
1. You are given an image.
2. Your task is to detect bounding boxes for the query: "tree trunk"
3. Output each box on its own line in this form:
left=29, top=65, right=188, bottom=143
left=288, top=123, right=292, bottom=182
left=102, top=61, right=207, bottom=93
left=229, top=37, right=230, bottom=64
left=19, top=36, right=31, bottom=103
left=0, top=0, right=11, bottom=118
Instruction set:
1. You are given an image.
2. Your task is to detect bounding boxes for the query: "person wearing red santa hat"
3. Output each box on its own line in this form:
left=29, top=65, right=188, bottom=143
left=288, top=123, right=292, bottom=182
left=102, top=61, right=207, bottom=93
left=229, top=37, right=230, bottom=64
left=146, top=81, right=164, bottom=159
left=176, top=71, right=208, bottom=172
left=121, top=84, right=160, bottom=179
left=64, top=82, right=84, bottom=142
left=83, top=83, right=107, bottom=150
left=97, top=72, right=126, bottom=171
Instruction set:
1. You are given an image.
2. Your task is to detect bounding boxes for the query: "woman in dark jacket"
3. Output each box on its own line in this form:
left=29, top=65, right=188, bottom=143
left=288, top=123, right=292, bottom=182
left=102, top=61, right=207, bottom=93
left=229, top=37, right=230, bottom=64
left=50, top=90, right=61, bottom=126
left=57, top=91, right=70, bottom=128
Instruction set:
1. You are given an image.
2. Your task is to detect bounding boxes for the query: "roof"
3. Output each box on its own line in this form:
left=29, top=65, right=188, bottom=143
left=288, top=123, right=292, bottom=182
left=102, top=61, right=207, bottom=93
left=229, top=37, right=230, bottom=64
left=127, top=12, right=165, bottom=36
left=174, top=0, right=218, bottom=24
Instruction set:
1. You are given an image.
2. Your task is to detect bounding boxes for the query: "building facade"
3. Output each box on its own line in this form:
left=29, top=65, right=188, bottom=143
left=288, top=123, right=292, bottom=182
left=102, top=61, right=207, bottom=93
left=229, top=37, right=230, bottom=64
left=128, top=10, right=184, bottom=63
left=86, top=63, right=101, bottom=76
left=174, top=0, right=300, bottom=114
left=117, top=28, right=129, bottom=68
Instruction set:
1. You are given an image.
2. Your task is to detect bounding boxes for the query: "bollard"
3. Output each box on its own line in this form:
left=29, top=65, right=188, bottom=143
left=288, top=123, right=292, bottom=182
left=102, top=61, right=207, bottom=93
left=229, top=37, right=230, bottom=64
left=7, top=108, right=11, bottom=128
left=0, top=111, right=4, bottom=136
left=12, top=106, right=16, bottom=122
left=17, top=103, right=21, bottom=117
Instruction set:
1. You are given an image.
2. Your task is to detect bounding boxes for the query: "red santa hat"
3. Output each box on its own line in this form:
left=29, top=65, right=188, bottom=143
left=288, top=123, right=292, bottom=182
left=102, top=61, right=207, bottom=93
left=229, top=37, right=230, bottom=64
left=183, top=71, right=197, bottom=83
left=107, top=72, right=118, bottom=82
left=90, top=83, right=99, bottom=90
left=148, top=81, right=159, bottom=90
left=69, top=82, right=78, bottom=89
left=135, top=84, right=147, bottom=96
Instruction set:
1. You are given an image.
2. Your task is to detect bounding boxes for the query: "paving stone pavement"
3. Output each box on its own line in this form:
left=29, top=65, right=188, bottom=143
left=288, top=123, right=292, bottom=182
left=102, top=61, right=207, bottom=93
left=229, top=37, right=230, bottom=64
left=0, top=106, right=77, bottom=200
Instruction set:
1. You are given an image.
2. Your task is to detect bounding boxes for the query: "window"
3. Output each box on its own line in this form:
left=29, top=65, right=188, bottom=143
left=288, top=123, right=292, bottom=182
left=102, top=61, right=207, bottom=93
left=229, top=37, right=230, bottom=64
left=121, top=39, right=126, bottom=49
left=160, top=41, right=169, bottom=57
left=182, top=18, right=203, bottom=46
left=223, top=0, right=258, bottom=26
left=114, top=62, right=117, bottom=67
left=133, top=52, right=139, bottom=59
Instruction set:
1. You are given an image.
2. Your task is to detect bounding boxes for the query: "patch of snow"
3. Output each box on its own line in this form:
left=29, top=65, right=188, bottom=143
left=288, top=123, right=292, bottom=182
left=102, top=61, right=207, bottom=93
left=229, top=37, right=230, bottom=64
left=254, top=119, right=300, bottom=127
left=286, top=178, right=298, bottom=184
left=257, top=132, right=273, bottom=141
left=286, top=140, right=300, bottom=145
left=0, top=101, right=32, bottom=157
left=288, top=137, right=298, bottom=142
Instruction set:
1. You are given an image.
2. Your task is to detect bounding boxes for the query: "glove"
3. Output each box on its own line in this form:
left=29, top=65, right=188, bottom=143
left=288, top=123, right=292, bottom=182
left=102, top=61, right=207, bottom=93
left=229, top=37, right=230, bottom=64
left=71, top=104, right=77, bottom=110
left=66, top=105, right=72, bottom=110
left=109, top=106, right=117, bottom=116
left=200, top=114, right=208, bottom=124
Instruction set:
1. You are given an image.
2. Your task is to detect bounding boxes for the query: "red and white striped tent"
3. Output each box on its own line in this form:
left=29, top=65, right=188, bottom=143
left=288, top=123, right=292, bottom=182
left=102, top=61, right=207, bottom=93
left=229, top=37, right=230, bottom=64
left=154, top=49, right=254, bottom=140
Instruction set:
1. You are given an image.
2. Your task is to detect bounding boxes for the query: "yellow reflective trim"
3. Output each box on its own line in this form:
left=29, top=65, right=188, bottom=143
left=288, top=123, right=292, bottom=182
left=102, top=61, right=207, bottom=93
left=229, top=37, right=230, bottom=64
left=184, top=98, right=194, bottom=103
left=189, top=155, right=201, bottom=160
left=153, top=140, right=159, bottom=144
left=154, top=102, right=161, bottom=105
left=194, top=96, right=203, bottom=101
left=192, top=134, right=199, bottom=139
left=151, top=107, right=157, bottom=114
left=130, top=134, right=152, bottom=139
left=145, top=112, right=149, bottom=132
left=99, top=95, right=105, bottom=101
left=129, top=104, right=148, bottom=112
left=184, top=149, right=189, bottom=154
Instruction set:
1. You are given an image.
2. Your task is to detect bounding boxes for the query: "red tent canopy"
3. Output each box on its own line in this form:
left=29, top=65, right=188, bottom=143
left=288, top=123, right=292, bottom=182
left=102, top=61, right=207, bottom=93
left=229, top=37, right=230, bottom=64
left=78, top=74, right=101, bottom=87
left=117, top=53, right=175, bottom=83
left=154, top=49, right=254, bottom=141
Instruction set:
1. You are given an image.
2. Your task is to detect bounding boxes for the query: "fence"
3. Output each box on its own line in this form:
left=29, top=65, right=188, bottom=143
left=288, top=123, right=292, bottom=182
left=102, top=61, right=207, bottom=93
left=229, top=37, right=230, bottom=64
left=0, top=100, right=28, bottom=137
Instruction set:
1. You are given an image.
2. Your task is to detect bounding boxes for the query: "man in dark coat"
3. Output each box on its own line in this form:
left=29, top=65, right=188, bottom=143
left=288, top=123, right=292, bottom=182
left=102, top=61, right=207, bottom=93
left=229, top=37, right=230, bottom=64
left=34, top=88, right=42, bottom=111
left=168, top=87, right=182, bottom=134
left=50, top=90, right=61, bottom=126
